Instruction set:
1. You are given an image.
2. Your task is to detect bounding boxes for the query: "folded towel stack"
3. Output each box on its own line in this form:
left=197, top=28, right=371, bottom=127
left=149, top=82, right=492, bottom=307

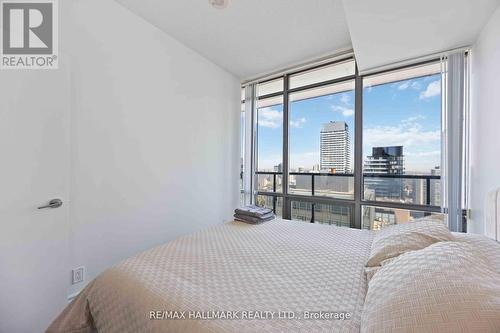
left=234, top=205, right=276, bottom=224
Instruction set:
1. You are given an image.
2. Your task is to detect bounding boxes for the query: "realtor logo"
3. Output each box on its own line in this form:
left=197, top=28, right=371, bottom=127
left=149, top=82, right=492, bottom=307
left=1, top=0, right=58, bottom=69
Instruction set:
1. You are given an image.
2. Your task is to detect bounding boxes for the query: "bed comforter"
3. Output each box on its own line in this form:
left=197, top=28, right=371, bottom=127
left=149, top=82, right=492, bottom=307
left=47, top=220, right=374, bottom=333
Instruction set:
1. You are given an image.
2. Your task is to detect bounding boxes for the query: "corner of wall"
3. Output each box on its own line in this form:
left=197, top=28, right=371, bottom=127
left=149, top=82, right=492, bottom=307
left=468, top=4, right=500, bottom=234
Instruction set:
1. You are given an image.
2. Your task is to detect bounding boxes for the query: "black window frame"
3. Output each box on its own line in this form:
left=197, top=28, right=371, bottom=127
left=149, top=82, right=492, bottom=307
left=249, top=57, right=442, bottom=229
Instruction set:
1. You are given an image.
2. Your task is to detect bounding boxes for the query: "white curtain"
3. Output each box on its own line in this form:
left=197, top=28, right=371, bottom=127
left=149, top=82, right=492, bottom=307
left=441, top=51, right=469, bottom=232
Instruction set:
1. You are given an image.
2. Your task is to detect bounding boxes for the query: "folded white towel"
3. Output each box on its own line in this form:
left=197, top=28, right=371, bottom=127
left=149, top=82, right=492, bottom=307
left=235, top=205, right=273, bottom=218
left=234, top=213, right=276, bottom=224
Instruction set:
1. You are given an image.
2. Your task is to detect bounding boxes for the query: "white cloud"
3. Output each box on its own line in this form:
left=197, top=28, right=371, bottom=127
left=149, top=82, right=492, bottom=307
left=364, top=126, right=440, bottom=149
left=290, top=117, right=306, bottom=128
left=364, top=121, right=440, bottom=149
left=411, top=81, right=421, bottom=90
left=332, top=105, right=354, bottom=117
left=340, top=93, right=351, bottom=105
left=420, top=80, right=441, bottom=99
left=405, top=150, right=440, bottom=157
left=397, top=80, right=422, bottom=91
left=364, top=116, right=441, bottom=172
left=401, top=115, right=425, bottom=125
left=397, top=81, right=410, bottom=90
left=258, top=107, right=282, bottom=128
left=342, top=109, right=355, bottom=117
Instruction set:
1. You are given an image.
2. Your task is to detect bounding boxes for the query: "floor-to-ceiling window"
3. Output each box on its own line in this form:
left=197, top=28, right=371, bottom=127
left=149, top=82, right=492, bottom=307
left=288, top=81, right=355, bottom=200
left=361, top=62, right=444, bottom=230
left=247, top=57, right=449, bottom=229
left=287, top=60, right=356, bottom=226
left=255, top=78, right=284, bottom=216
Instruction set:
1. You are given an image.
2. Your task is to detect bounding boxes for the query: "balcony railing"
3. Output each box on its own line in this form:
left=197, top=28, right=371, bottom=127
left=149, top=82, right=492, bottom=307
left=363, top=173, right=440, bottom=206
left=255, top=171, right=440, bottom=206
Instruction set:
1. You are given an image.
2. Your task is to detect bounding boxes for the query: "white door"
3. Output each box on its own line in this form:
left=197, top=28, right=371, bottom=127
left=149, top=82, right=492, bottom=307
left=0, top=60, right=70, bottom=332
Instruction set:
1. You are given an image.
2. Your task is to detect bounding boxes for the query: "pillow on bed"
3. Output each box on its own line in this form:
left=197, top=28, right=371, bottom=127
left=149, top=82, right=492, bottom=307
left=364, top=257, right=395, bottom=282
left=366, top=218, right=454, bottom=267
left=361, top=241, right=500, bottom=333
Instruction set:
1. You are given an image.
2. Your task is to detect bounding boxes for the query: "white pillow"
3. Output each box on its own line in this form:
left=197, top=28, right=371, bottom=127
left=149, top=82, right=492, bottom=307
left=364, top=257, right=395, bottom=283
left=361, top=241, right=500, bottom=333
left=366, top=218, right=454, bottom=267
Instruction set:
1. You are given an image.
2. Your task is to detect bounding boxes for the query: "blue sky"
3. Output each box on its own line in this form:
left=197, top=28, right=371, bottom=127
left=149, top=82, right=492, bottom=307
left=257, top=73, right=442, bottom=174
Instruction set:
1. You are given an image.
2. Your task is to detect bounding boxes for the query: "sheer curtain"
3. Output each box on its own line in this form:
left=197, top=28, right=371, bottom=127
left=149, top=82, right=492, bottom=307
left=441, top=50, right=470, bottom=232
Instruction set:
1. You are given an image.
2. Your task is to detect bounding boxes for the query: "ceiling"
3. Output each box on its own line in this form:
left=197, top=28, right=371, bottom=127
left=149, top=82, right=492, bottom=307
left=113, top=0, right=500, bottom=79
left=113, top=0, right=352, bottom=79
left=343, top=0, right=500, bottom=72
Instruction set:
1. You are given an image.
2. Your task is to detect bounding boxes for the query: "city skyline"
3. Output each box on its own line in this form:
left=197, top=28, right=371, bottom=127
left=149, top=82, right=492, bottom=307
left=257, top=73, right=442, bottom=173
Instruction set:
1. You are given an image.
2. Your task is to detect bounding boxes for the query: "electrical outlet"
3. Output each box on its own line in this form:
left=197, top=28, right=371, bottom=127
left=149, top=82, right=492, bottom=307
left=72, top=266, right=85, bottom=284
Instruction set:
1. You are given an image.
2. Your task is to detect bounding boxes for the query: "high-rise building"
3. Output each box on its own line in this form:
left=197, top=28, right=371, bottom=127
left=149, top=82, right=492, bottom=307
left=409, top=166, right=441, bottom=206
left=430, top=166, right=441, bottom=206
left=364, top=146, right=404, bottom=174
left=412, top=178, right=426, bottom=205
left=320, top=121, right=350, bottom=173
left=364, top=146, right=405, bottom=200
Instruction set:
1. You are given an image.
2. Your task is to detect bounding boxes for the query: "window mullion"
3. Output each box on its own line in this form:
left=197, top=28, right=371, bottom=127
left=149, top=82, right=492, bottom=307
left=282, top=75, right=291, bottom=219
left=353, top=65, right=363, bottom=229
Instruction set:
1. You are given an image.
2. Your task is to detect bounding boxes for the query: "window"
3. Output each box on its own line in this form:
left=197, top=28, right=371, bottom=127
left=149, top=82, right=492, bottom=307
left=256, top=95, right=284, bottom=193
left=256, top=78, right=284, bottom=201
left=289, top=81, right=355, bottom=199
left=291, top=201, right=351, bottom=227
left=244, top=56, right=461, bottom=229
left=256, top=96, right=283, bottom=173
left=362, top=63, right=442, bottom=207
left=251, top=58, right=357, bottom=225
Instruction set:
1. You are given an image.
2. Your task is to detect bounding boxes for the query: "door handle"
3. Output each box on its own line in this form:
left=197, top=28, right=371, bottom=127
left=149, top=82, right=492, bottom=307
left=38, top=198, right=63, bottom=209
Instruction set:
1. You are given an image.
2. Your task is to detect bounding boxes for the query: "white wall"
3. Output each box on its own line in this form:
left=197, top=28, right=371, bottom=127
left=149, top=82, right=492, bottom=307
left=469, top=5, right=500, bottom=234
left=63, top=0, right=239, bottom=293
left=1, top=0, right=239, bottom=331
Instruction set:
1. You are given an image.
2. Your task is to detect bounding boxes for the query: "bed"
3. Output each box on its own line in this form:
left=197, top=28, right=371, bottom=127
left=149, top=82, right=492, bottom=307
left=47, top=218, right=500, bottom=333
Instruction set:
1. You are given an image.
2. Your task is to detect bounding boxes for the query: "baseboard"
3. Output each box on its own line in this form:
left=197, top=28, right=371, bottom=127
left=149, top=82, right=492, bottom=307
left=67, top=290, right=81, bottom=303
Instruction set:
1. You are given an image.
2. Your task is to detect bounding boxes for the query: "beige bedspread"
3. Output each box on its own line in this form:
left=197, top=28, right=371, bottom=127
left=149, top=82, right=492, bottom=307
left=47, top=219, right=374, bottom=333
